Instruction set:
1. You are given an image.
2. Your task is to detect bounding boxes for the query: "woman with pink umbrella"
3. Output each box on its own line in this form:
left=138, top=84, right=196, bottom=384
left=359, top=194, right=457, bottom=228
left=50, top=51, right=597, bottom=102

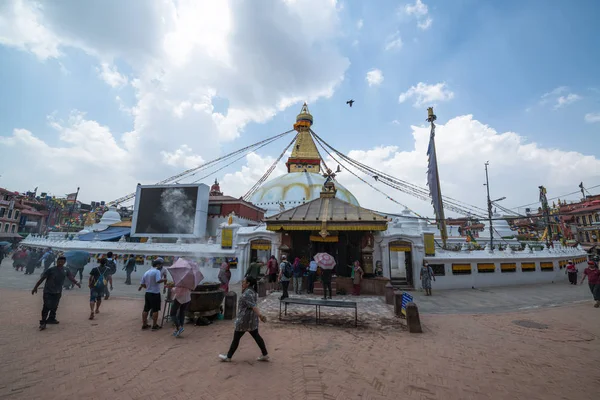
left=314, top=253, right=336, bottom=299
left=166, top=258, right=204, bottom=337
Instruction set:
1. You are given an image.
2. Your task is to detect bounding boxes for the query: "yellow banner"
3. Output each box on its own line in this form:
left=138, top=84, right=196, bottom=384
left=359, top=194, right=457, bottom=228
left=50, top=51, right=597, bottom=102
left=221, top=228, right=233, bottom=249
left=423, top=233, right=435, bottom=256
left=390, top=245, right=411, bottom=252
left=309, top=235, right=339, bottom=243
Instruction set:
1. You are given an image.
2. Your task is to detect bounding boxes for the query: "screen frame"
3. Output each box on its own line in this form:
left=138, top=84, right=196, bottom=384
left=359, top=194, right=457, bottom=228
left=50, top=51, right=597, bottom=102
left=130, top=183, right=209, bottom=239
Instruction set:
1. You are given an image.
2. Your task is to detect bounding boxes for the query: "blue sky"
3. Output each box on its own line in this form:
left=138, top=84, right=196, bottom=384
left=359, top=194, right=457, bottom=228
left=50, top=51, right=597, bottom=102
left=0, top=0, right=598, bottom=216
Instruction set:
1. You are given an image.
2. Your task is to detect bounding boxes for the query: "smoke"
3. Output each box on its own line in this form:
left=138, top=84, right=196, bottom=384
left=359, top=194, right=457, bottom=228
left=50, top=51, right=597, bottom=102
left=156, top=188, right=196, bottom=234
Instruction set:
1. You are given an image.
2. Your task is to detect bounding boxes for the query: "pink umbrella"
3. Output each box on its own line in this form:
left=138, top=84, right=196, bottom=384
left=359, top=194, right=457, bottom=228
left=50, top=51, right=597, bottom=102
left=166, top=258, right=204, bottom=290
left=314, top=253, right=336, bottom=270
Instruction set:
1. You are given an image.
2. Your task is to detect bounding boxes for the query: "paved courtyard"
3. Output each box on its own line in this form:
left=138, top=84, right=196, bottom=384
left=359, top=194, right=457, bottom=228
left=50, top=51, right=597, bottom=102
left=0, top=259, right=599, bottom=400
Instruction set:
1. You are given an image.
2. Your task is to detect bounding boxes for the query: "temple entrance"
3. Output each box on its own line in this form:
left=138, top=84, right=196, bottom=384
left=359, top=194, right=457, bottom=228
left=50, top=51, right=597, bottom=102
left=388, top=240, right=413, bottom=287
left=250, top=239, right=272, bottom=264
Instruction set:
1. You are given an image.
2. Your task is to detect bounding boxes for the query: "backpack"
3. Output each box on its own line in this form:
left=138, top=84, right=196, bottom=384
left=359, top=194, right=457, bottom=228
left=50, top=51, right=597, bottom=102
left=282, top=261, right=292, bottom=278
left=106, top=259, right=117, bottom=275
left=94, top=267, right=108, bottom=290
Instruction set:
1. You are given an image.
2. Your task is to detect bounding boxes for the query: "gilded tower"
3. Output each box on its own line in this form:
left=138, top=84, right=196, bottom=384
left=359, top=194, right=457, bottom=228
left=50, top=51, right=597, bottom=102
left=286, top=103, right=321, bottom=173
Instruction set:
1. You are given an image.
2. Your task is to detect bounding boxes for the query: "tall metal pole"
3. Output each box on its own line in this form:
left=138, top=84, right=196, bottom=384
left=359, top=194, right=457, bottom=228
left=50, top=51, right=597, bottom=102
left=484, top=162, right=494, bottom=250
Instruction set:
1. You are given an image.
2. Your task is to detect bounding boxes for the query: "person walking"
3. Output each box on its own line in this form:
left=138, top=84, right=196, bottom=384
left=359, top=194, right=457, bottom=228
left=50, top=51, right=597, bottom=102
left=219, top=276, right=269, bottom=362
left=321, top=267, right=333, bottom=299
left=307, top=259, right=318, bottom=294
left=123, top=254, right=136, bottom=285
left=169, top=284, right=191, bottom=337
left=420, top=261, right=436, bottom=296
left=39, top=248, right=56, bottom=272
left=138, top=258, right=168, bottom=330
left=292, top=257, right=304, bottom=294
left=352, top=261, right=364, bottom=296
left=25, top=248, right=38, bottom=275
left=565, top=260, right=578, bottom=285
left=88, top=258, right=113, bottom=320
left=12, top=247, right=27, bottom=272
left=278, top=255, right=292, bottom=300
left=103, top=252, right=117, bottom=300
left=580, top=260, right=600, bottom=308
left=31, top=256, right=81, bottom=330
left=266, top=255, right=279, bottom=283
left=246, top=258, right=263, bottom=281
left=218, top=261, right=231, bottom=293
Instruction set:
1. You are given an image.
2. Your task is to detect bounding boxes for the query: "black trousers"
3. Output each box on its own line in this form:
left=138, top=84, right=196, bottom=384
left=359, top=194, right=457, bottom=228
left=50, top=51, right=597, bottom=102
left=567, top=272, right=577, bottom=284
left=125, top=269, right=133, bottom=284
left=280, top=281, right=290, bottom=299
left=307, top=271, right=316, bottom=293
left=41, top=293, right=61, bottom=323
left=589, top=283, right=600, bottom=301
left=227, top=329, right=268, bottom=359
left=169, top=300, right=189, bottom=328
left=322, top=280, right=332, bottom=298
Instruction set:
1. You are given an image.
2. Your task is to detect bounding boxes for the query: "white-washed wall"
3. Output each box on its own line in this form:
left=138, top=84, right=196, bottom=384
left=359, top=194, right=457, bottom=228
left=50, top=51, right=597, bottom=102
left=422, top=247, right=588, bottom=290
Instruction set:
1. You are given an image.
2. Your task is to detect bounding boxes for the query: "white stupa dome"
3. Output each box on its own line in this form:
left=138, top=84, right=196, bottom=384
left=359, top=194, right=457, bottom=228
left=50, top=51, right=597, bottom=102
left=250, top=172, right=359, bottom=216
left=100, top=207, right=122, bottom=225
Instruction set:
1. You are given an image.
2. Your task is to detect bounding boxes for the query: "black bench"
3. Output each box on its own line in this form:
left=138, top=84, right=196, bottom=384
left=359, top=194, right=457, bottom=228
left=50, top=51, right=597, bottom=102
left=279, top=298, right=358, bottom=327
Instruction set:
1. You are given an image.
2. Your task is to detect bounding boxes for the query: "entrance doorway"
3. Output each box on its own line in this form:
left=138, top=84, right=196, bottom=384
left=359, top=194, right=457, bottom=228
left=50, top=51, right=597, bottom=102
left=250, top=239, right=272, bottom=265
left=388, top=240, right=413, bottom=286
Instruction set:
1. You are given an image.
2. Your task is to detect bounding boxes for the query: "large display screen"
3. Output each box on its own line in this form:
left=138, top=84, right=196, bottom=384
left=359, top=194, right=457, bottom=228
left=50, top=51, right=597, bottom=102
left=131, top=184, right=209, bottom=238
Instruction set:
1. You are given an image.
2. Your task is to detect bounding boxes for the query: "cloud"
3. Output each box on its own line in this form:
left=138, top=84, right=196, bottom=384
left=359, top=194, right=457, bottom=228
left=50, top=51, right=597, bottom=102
left=161, top=145, right=205, bottom=169
left=403, top=0, right=432, bottom=30
left=554, top=93, right=582, bottom=109
left=0, top=0, right=62, bottom=59
left=585, top=112, right=600, bottom=123
left=365, top=68, right=384, bottom=87
left=0, top=0, right=350, bottom=199
left=97, top=63, right=128, bottom=88
left=0, top=111, right=135, bottom=199
left=538, top=86, right=581, bottom=109
left=384, top=31, right=403, bottom=51
left=398, top=82, right=454, bottom=107
left=356, top=19, right=363, bottom=29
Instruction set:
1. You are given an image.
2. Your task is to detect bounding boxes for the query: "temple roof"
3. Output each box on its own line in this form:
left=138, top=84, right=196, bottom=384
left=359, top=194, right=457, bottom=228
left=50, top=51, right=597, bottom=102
left=264, top=194, right=388, bottom=232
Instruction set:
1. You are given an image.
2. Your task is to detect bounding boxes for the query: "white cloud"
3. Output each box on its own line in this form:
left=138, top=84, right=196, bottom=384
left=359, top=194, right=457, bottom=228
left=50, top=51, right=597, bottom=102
left=554, top=93, right=582, bottom=109
left=384, top=31, right=403, bottom=51
left=356, top=19, right=363, bottom=29
left=539, top=86, right=581, bottom=110
left=97, top=63, right=128, bottom=88
left=161, top=145, right=205, bottom=169
left=0, top=0, right=62, bottom=59
left=365, top=68, right=384, bottom=87
left=392, top=120, right=401, bottom=125
left=584, top=112, right=600, bottom=123
left=398, top=82, right=454, bottom=107
left=0, top=0, right=350, bottom=200
left=403, top=0, right=432, bottom=30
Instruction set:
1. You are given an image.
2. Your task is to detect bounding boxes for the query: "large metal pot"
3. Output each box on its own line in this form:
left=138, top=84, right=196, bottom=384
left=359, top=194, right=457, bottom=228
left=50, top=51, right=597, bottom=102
left=189, top=282, right=225, bottom=317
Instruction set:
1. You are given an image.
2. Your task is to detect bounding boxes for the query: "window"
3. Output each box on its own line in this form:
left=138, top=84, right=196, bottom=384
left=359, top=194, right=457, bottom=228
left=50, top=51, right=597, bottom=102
left=14, top=211, right=19, bottom=220
left=595, top=214, right=600, bottom=223
left=576, top=216, right=581, bottom=224
left=0, top=208, right=4, bottom=218
left=452, top=263, right=471, bottom=275
left=429, top=263, right=445, bottom=276
left=11, top=225, right=16, bottom=233
left=207, top=204, right=222, bottom=216
left=3, top=224, right=8, bottom=233
left=7, top=209, right=12, bottom=219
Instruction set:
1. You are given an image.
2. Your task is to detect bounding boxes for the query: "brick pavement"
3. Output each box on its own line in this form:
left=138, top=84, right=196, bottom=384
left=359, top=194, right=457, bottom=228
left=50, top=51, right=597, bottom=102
left=1, top=288, right=599, bottom=400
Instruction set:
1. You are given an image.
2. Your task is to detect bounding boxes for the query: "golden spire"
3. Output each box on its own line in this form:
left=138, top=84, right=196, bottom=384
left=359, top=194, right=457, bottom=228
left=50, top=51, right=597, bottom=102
left=287, top=103, right=321, bottom=173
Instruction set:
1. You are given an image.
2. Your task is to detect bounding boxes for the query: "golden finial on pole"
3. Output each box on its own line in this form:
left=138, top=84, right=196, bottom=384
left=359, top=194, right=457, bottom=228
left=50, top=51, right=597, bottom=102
left=427, top=107, right=436, bottom=123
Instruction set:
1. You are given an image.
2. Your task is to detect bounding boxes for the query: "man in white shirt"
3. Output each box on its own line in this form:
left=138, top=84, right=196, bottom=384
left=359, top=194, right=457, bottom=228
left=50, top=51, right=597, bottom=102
left=307, top=260, right=318, bottom=294
left=138, top=258, right=167, bottom=331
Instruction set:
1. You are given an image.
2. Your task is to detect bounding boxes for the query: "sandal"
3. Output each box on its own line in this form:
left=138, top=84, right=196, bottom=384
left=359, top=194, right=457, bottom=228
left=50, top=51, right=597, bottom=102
left=89, top=313, right=94, bottom=320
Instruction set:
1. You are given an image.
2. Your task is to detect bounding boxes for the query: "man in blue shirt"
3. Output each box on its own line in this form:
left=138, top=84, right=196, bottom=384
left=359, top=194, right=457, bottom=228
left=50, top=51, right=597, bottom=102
left=307, top=260, right=318, bottom=294
left=138, top=258, right=168, bottom=331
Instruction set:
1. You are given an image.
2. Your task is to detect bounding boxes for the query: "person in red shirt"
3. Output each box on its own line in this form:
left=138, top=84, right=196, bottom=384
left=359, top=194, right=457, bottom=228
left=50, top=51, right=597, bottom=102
left=266, top=256, right=279, bottom=283
left=580, top=260, right=600, bottom=308
left=565, top=260, right=578, bottom=285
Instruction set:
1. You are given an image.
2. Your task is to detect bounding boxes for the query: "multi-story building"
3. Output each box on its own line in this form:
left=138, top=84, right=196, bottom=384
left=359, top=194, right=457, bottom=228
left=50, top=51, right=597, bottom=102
left=560, top=194, right=600, bottom=250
